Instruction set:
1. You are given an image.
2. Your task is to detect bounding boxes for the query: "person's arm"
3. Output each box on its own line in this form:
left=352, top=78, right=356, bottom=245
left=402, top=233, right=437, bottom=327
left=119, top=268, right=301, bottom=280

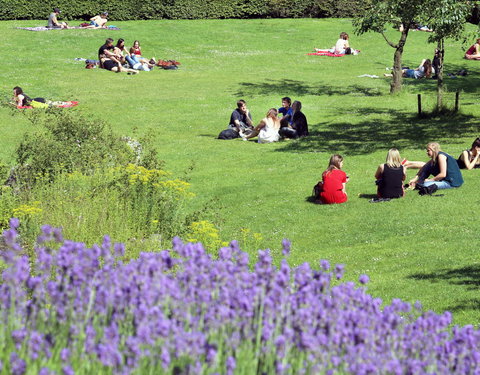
left=402, top=165, right=406, bottom=181
left=461, top=150, right=479, bottom=170
left=476, top=44, right=480, bottom=55
left=245, top=110, right=253, bottom=126
left=425, top=154, right=447, bottom=181
left=254, top=120, right=266, bottom=131
left=374, top=164, right=383, bottom=180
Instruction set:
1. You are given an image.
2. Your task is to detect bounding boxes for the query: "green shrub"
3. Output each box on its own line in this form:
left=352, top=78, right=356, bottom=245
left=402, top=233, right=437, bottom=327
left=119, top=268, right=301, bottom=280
left=14, top=110, right=147, bottom=185
left=0, top=0, right=371, bottom=20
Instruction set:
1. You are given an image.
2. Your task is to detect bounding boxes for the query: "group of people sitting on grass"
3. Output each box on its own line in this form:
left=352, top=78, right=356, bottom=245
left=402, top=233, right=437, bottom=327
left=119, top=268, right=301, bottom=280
left=47, top=8, right=109, bottom=29
left=97, top=38, right=179, bottom=73
left=98, top=38, right=155, bottom=73
left=219, top=98, right=309, bottom=142
left=315, top=139, right=480, bottom=204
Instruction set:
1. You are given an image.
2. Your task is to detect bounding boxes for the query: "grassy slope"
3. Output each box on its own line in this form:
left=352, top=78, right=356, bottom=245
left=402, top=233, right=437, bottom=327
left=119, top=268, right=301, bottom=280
left=1, top=18, right=480, bottom=325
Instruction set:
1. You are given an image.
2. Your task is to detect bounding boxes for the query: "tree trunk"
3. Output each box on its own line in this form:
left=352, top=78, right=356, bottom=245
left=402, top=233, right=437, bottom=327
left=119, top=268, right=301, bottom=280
left=436, top=39, right=444, bottom=111
left=390, top=29, right=409, bottom=94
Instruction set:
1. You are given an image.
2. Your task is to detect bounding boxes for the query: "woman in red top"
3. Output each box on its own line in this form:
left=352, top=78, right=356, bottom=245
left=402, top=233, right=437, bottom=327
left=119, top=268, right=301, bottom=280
left=319, top=154, right=348, bottom=204
left=465, top=38, right=480, bottom=60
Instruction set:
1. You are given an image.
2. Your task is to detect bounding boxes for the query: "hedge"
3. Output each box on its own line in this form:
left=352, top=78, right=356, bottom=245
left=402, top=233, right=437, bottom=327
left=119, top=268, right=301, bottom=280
left=0, top=0, right=371, bottom=20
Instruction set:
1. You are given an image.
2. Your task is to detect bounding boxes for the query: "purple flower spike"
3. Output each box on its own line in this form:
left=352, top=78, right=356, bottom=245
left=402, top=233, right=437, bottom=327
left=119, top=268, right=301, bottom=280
left=10, top=352, right=26, bottom=375
left=62, top=365, right=74, bottom=375
left=320, top=259, right=330, bottom=271
left=282, top=239, right=291, bottom=256
left=226, top=356, right=236, bottom=374
left=60, top=348, right=70, bottom=362
left=39, top=368, right=51, bottom=375
left=9, top=217, right=20, bottom=229
left=335, top=264, right=345, bottom=279
left=359, top=274, right=370, bottom=285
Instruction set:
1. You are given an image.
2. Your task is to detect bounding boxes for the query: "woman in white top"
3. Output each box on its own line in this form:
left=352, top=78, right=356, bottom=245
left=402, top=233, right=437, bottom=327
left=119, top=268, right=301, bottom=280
left=241, top=108, right=280, bottom=143
left=334, top=32, right=349, bottom=54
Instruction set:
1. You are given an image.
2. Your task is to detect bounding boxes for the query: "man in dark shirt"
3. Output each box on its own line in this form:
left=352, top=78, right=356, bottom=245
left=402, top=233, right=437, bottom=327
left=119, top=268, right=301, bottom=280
left=229, top=100, right=253, bottom=133
left=98, top=38, right=121, bottom=69
left=279, top=101, right=309, bottom=139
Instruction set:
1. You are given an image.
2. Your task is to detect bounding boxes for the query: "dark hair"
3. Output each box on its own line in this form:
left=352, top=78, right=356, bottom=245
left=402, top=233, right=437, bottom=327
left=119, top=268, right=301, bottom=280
left=13, top=86, right=23, bottom=95
left=423, top=59, right=432, bottom=78
left=116, top=38, right=124, bottom=48
left=236, top=100, right=246, bottom=109
left=282, top=97, right=291, bottom=105
left=471, top=138, right=480, bottom=149
left=106, top=38, right=114, bottom=44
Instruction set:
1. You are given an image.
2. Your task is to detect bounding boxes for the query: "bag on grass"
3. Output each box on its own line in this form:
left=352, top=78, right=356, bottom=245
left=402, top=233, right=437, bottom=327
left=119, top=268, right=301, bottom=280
left=312, top=181, right=324, bottom=199
left=218, top=129, right=239, bottom=140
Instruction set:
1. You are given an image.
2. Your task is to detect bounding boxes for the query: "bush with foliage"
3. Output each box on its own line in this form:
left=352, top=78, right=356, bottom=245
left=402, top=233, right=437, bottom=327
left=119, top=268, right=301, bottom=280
left=0, top=0, right=371, bottom=20
left=1, top=222, right=479, bottom=374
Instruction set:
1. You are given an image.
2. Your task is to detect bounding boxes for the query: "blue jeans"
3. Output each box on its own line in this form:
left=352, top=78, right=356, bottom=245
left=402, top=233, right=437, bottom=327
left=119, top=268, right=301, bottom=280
left=420, top=180, right=453, bottom=189
left=125, top=55, right=136, bottom=68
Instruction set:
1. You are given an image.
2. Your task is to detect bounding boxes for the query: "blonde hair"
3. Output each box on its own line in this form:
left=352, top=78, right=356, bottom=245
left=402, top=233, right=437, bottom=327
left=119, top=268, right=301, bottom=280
left=386, top=148, right=402, bottom=168
left=326, top=154, right=343, bottom=172
left=427, top=142, right=441, bottom=163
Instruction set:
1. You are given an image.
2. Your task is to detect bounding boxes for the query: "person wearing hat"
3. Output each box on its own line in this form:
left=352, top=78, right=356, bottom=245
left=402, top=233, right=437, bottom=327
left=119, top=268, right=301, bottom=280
left=47, top=8, right=69, bottom=29
left=87, top=12, right=109, bottom=29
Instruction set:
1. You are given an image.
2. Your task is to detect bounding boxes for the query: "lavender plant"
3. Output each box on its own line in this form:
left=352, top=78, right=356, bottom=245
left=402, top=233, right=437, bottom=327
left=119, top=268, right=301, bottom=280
left=1, top=219, right=480, bottom=375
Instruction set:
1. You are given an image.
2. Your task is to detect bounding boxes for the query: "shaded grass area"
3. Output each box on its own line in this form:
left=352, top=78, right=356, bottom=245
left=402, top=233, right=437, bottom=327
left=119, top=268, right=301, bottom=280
left=1, top=18, right=480, bottom=325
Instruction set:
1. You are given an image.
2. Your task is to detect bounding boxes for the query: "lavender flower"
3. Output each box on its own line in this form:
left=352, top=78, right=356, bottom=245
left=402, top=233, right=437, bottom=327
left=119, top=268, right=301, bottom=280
left=359, top=274, right=370, bottom=285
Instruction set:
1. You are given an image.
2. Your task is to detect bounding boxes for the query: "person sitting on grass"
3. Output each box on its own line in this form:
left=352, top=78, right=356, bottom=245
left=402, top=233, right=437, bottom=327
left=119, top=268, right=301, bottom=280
left=129, top=41, right=155, bottom=68
left=87, top=12, right=109, bottom=29
left=385, top=59, right=432, bottom=79
left=278, top=101, right=309, bottom=139
left=409, top=142, right=463, bottom=190
left=47, top=8, right=68, bottom=29
left=229, top=100, right=253, bottom=134
left=278, top=97, right=293, bottom=127
left=375, top=148, right=406, bottom=199
left=457, top=138, right=480, bottom=170
left=317, top=154, right=348, bottom=204
left=334, top=32, right=350, bottom=54
left=241, top=108, right=280, bottom=143
left=465, top=38, right=480, bottom=60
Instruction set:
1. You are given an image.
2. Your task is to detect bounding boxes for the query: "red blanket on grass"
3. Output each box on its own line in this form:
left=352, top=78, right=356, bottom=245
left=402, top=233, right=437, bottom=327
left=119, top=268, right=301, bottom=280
left=17, top=101, right=79, bottom=109
left=307, top=51, right=345, bottom=57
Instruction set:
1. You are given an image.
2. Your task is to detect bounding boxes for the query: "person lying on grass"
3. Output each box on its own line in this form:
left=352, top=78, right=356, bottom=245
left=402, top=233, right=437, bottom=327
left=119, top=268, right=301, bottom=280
left=457, top=138, right=480, bottom=170
left=409, top=142, right=463, bottom=190
left=86, top=12, right=109, bottom=29
left=47, top=8, right=69, bottom=29
left=278, top=100, right=309, bottom=139
left=375, top=148, right=406, bottom=199
left=12, top=86, right=77, bottom=108
left=465, top=38, right=480, bottom=60
left=241, top=108, right=280, bottom=143
left=385, top=59, right=432, bottom=79
left=12, top=86, right=47, bottom=108
left=317, top=154, right=349, bottom=204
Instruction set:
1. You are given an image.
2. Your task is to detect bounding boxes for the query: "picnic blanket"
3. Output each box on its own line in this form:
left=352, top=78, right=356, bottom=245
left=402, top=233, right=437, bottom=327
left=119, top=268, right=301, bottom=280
left=307, top=51, right=345, bottom=57
left=16, top=26, right=120, bottom=31
left=17, top=101, right=79, bottom=109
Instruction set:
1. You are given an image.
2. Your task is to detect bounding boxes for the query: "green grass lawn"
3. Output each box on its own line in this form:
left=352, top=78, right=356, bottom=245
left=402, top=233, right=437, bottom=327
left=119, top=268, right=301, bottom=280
left=1, top=18, right=480, bottom=325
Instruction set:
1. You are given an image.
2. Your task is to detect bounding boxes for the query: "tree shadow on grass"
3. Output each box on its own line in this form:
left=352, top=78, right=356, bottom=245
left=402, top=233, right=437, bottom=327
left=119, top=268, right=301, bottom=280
left=233, top=79, right=383, bottom=98
left=275, top=108, right=477, bottom=156
left=409, top=265, right=480, bottom=312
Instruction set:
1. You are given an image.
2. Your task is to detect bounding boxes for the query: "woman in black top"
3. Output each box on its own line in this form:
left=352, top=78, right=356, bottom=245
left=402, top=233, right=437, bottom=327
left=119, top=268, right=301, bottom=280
left=375, top=148, right=405, bottom=198
left=12, top=87, right=46, bottom=107
left=457, top=138, right=480, bottom=170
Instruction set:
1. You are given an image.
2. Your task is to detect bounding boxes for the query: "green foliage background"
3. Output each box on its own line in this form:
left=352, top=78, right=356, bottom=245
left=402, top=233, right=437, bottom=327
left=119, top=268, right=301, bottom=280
left=0, top=0, right=371, bottom=20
